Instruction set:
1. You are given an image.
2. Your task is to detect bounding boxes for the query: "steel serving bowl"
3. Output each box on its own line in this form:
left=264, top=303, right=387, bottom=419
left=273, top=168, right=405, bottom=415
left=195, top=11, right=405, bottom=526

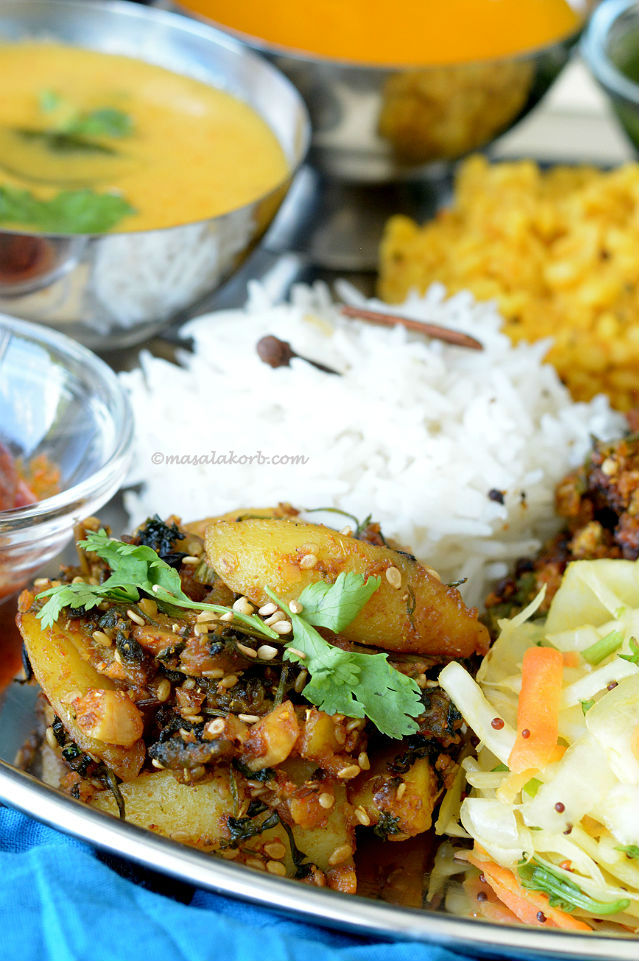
left=0, top=313, right=132, bottom=601
left=581, top=0, right=639, bottom=152
left=0, top=0, right=310, bottom=349
left=177, top=2, right=595, bottom=182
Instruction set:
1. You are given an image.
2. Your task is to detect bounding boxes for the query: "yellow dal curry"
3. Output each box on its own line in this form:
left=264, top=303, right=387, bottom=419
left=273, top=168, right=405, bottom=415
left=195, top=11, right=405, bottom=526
left=0, top=43, right=289, bottom=233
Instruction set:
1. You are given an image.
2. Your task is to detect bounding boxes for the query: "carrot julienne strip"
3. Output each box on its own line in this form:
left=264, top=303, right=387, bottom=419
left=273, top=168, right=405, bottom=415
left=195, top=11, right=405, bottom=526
left=508, top=646, right=564, bottom=774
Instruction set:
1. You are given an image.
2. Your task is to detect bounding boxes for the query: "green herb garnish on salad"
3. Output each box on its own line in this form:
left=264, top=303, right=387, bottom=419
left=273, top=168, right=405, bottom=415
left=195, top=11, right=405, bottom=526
left=618, top=637, right=639, bottom=665
left=581, top=629, right=624, bottom=665
left=615, top=844, right=639, bottom=860
left=518, top=857, right=630, bottom=915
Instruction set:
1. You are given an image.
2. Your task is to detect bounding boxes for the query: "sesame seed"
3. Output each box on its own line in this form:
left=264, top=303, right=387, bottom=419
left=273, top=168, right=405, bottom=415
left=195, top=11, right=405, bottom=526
left=33, top=577, right=50, bottom=588
left=45, top=726, right=58, bottom=751
left=328, top=844, right=352, bottom=866
left=294, top=670, right=308, bottom=693
left=181, top=712, right=203, bottom=723
left=219, top=848, right=238, bottom=860
left=156, top=679, right=171, bottom=702
left=287, top=648, right=306, bottom=662
left=185, top=540, right=203, bottom=556
left=491, top=717, right=505, bottom=730
left=425, top=567, right=441, bottom=581
left=264, top=841, right=287, bottom=860
left=273, top=621, right=293, bottom=636
left=196, top=611, right=218, bottom=623
left=194, top=624, right=211, bottom=636
left=246, top=858, right=266, bottom=872
left=181, top=555, right=200, bottom=566
left=289, top=599, right=304, bottom=614
left=257, top=644, right=278, bottom=661
left=219, top=611, right=234, bottom=622
left=334, top=727, right=346, bottom=746
left=299, top=553, right=318, bottom=570
left=266, top=860, right=287, bottom=876
left=151, top=759, right=165, bottom=769
left=416, top=673, right=428, bottom=689
left=219, top=674, right=238, bottom=689
left=357, top=752, right=370, bottom=771
left=264, top=611, right=284, bottom=626
left=206, top=719, right=225, bottom=737
left=396, top=782, right=407, bottom=800
left=92, top=630, right=112, bottom=647
left=202, top=668, right=225, bottom=678
left=354, top=806, right=370, bottom=826
left=233, top=596, right=255, bottom=616
left=183, top=677, right=196, bottom=690
left=113, top=650, right=122, bottom=664
left=600, top=457, right=616, bottom=476
left=138, top=598, right=158, bottom=618
left=72, top=576, right=85, bottom=584
left=385, top=566, right=402, bottom=589
left=346, top=718, right=364, bottom=733
left=318, top=792, right=334, bottom=809
left=151, top=584, right=160, bottom=593
left=258, top=602, right=278, bottom=617
left=238, top=714, right=260, bottom=724
left=337, top=764, right=361, bottom=779
left=236, top=642, right=257, bottom=659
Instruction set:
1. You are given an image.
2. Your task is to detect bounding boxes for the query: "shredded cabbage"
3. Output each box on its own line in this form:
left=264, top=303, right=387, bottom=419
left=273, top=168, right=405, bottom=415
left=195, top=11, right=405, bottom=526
left=438, top=558, right=639, bottom=933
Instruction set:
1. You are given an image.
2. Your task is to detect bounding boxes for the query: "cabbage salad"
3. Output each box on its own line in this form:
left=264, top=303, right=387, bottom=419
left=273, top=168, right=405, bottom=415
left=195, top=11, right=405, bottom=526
left=435, top=559, right=638, bottom=934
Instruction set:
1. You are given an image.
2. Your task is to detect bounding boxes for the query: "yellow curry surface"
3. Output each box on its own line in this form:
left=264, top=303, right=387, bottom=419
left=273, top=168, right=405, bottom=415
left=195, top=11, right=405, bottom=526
left=0, top=43, right=288, bottom=232
left=183, top=0, right=582, bottom=66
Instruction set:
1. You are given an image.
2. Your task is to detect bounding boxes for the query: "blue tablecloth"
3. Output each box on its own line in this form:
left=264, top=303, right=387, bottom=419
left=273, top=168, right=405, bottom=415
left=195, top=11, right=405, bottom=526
left=0, top=805, right=495, bottom=961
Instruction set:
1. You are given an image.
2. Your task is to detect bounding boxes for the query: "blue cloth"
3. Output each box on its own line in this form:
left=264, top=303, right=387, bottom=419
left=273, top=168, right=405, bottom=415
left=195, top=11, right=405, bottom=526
left=1, top=805, right=484, bottom=961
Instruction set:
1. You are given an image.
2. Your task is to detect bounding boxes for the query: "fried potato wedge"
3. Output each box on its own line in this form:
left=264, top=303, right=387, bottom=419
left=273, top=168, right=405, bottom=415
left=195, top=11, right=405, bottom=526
left=205, top=517, right=489, bottom=657
left=91, top=769, right=234, bottom=845
left=92, top=766, right=356, bottom=888
left=17, top=603, right=145, bottom=780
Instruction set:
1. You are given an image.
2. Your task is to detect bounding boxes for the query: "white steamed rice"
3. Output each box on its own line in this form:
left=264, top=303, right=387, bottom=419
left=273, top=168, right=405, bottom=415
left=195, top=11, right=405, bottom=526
left=120, top=280, right=626, bottom=609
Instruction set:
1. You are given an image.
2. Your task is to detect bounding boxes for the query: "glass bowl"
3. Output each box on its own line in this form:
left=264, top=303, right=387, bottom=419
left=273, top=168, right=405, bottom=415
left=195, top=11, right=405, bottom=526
left=0, top=314, right=132, bottom=601
left=581, top=0, right=639, bottom=152
left=178, top=1, right=595, bottom=182
left=0, top=0, right=310, bottom=349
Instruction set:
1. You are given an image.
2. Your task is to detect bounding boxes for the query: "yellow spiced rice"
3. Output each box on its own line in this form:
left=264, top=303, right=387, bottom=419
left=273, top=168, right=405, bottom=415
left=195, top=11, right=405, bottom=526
left=379, top=156, right=639, bottom=411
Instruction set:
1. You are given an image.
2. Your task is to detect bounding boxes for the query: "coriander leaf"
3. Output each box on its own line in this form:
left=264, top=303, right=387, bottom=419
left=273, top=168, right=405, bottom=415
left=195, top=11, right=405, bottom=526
left=267, top=587, right=422, bottom=739
left=36, top=530, right=278, bottom=641
left=36, top=581, right=138, bottom=629
left=615, top=844, right=639, bottom=860
left=618, top=637, right=639, bottom=665
left=38, top=89, right=62, bottom=114
left=79, top=530, right=184, bottom=598
left=298, top=571, right=381, bottom=633
left=0, top=185, right=135, bottom=233
left=70, top=107, right=133, bottom=139
left=580, top=698, right=595, bottom=716
left=518, top=858, right=630, bottom=915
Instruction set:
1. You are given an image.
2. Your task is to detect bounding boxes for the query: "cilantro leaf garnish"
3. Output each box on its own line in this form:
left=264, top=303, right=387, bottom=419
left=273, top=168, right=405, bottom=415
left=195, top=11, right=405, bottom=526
left=615, top=844, right=639, bottom=860
left=69, top=107, right=133, bottom=139
left=580, top=698, right=595, bottom=716
left=518, top=858, right=630, bottom=915
left=267, top=576, right=422, bottom=739
left=36, top=530, right=277, bottom=640
left=0, top=185, right=134, bottom=233
left=298, top=571, right=381, bottom=633
left=36, top=532, right=423, bottom=739
left=618, top=637, right=639, bottom=665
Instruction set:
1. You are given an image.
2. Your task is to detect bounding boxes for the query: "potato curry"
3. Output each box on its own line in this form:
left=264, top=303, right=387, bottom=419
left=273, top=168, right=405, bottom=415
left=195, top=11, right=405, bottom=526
left=17, top=507, right=489, bottom=898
